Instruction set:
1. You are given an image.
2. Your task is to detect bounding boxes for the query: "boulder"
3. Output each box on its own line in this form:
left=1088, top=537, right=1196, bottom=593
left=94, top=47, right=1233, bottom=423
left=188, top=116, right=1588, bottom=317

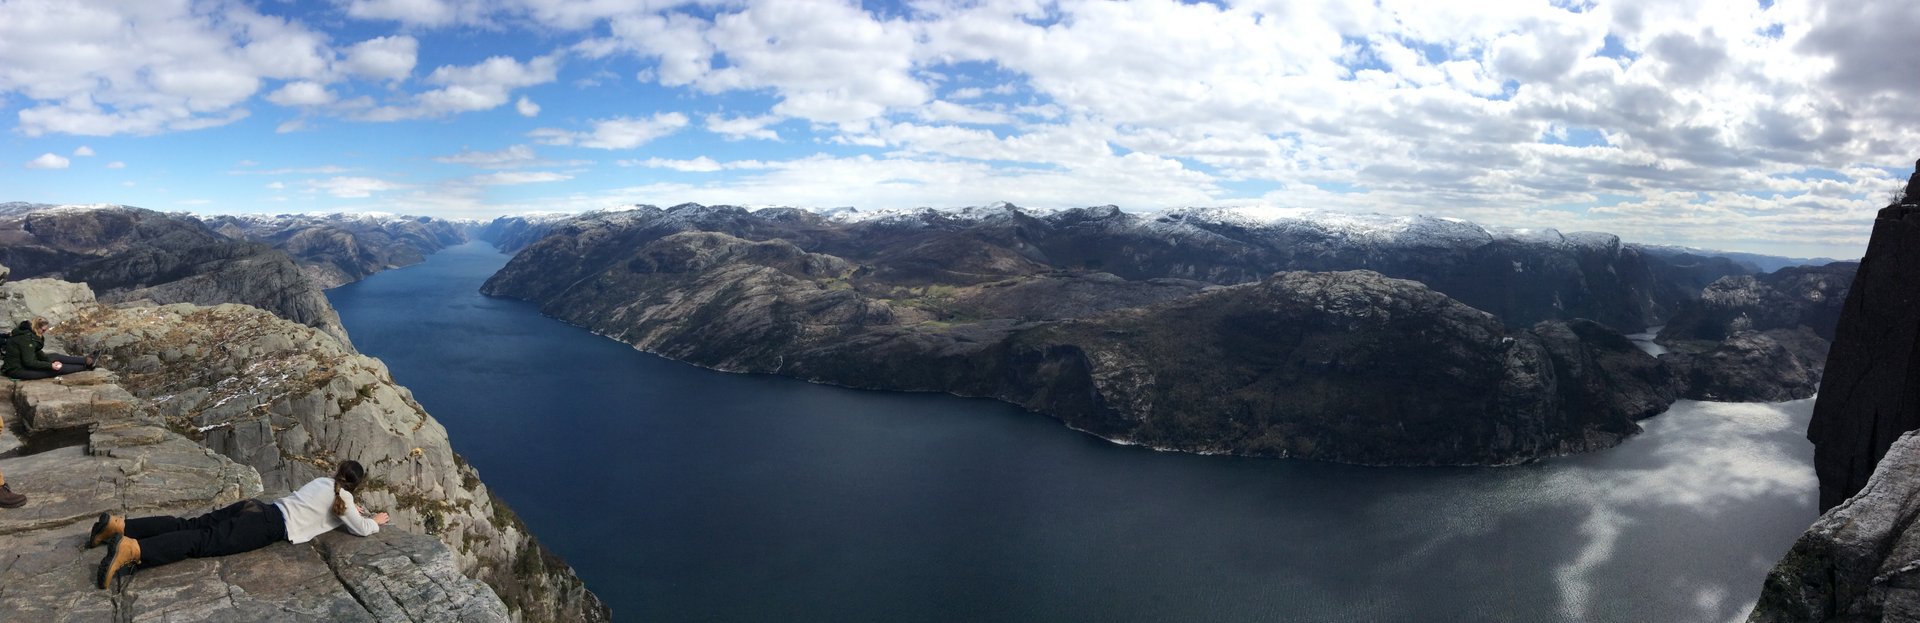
left=0, top=277, right=97, bottom=328
left=12, top=370, right=143, bottom=431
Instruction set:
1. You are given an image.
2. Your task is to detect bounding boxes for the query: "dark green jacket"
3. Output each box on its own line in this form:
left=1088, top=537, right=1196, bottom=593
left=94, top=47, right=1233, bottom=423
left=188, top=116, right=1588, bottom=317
left=2, top=321, right=52, bottom=375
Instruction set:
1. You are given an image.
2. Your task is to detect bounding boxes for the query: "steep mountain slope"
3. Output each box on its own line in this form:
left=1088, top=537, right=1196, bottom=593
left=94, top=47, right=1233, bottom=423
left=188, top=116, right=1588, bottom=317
left=482, top=207, right=1687, bottom=465
left=204, top=213, right=469, bottom=288
left=0, top=204, right=352, bottom=346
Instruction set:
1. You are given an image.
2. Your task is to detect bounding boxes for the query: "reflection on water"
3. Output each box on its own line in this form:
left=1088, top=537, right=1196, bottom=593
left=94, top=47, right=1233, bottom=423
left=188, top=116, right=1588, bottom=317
left=331, top=242, right=1817, bottom=623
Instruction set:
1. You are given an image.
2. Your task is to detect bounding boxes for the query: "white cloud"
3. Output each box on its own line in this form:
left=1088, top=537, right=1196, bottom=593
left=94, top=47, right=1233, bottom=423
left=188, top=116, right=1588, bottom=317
left=343, top=35, right=419, bottom=81
left=704, top=113, right=781, bottom=141
left=516, top=96, right=541, bottom=117
left=622, top=156, right=719, bottom=172
left=343, top=0, right=481, bottom=28
left=72, top=145, right=95, bottom=157
left=530, top=112, right=689, bottom=149
left=24, top=153, right=70, bottom=169
left=307, top=176, right=403, bottom=198
left=105, top=161, right=125, bottom=169
left=469, top=171, right=572, bottom=185
left=362, top=54, right=562, bottom=120
left=0, top=0, right=330, bottom=136
left=267, top=81, right=335, bottom=107
left=595, top=1, right=928, bottom=124
left=435, top=144, right=582, bottom=169
left=266, top=181, right=285, bottom=190
left=276, top=119, right=310, bottom=133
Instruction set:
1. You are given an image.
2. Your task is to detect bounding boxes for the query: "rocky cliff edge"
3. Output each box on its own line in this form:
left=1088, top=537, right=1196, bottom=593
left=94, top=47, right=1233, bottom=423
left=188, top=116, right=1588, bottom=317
left=0, top=266, right=607, bottom=621
left=1749, top=170, right=1920, bottom=621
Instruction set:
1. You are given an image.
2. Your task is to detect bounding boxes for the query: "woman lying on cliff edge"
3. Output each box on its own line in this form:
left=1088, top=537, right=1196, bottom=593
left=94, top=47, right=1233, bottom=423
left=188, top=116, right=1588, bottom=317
left=3, top=317, right=95, bottom=380
left=90, top=460, right=391, bottom=589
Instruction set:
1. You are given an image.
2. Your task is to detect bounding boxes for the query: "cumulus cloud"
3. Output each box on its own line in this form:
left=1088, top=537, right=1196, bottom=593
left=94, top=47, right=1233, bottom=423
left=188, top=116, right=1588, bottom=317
left=3, top=0, right=1911, bottom=256
left=529, top=112, right=689, bottom=149
left=73, top=146, right=95, bottom=157
left=343, top=35, right=420, bottom=81
left=704, top=113, right=781, bottom=141
left=105, top=161, right=125, bottom=169
left=24, top=153, right=70, bottom=169
left=0, top=0, right=331, bottom=136
left=615, top=156, right=776, bottom=172
left=267, top=81, right=335, bottom=107
left=362, top=54, right=561, bottom=120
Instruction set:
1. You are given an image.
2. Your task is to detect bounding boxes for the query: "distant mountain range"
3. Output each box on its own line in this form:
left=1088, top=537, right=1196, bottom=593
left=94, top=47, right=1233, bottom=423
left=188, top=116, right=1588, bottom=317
left=474, top=202, right=1852, bottom=465
left=0, top=200, right=1854, bottom=464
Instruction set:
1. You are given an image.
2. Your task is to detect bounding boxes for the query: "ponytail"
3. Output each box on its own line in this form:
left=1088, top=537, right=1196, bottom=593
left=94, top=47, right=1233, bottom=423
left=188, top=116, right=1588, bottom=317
left=330, top=460, right=367, bottom=517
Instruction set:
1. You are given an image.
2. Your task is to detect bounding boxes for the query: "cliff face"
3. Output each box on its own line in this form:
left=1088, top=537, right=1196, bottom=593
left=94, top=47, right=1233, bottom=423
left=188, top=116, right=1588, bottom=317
left=992, top=271, right=1675, bottom=465
left=0, top=274, right=607, bottom=621
left=204, top=213, right=470, bottom=289
left=471, top=215, right=566, bottom=254
left=0, top=204, right=352, bottom=347
left=1654, top=263, right=1854, bottom=401
left=1749, top=170, right=1920, bottom=620
left=485, top=220, right=1678, bottom=465
left=1805, top=204, right=1920, bottom=511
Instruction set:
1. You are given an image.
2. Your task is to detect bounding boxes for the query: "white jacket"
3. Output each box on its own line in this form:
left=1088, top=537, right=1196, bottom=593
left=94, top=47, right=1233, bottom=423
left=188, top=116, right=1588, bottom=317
left=274, top=477, right=380, bottom=544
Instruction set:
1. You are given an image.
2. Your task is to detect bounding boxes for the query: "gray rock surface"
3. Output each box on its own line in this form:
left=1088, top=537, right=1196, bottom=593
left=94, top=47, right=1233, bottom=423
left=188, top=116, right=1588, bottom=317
left=1750, top=181, right=1920, bottom=621
left=0, top=337, right=512, bottom=622
left=12, top=370, right=141, bottom=431
left=50, top=301, right=607, bottom=622
left=0, top=277, right=97, bottom=329
left=1751, top=430, right=1920, bottom=621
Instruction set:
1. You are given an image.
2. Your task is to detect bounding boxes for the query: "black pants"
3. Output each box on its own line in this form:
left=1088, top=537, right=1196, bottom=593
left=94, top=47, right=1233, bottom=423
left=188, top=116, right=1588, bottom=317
left=126, top=499, right=288, bottom=568
left=6, top=354, right=91, bottom=380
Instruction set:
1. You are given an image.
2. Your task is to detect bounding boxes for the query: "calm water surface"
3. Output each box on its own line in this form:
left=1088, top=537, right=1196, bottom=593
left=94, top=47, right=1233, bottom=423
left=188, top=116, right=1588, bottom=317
left=330, top=241, right=1818, bottom=623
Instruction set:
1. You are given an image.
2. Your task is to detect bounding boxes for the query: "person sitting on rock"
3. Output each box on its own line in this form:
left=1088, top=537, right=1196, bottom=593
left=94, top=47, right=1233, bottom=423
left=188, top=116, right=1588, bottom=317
left=3, top=318, right=94, bottom=380
left=91, top=460, right=390, bottom=589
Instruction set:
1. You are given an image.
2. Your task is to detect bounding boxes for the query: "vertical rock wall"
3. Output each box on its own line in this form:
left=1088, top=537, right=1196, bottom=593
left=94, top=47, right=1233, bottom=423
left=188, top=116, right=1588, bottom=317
left=1808, top=200, right=1920, bottom=511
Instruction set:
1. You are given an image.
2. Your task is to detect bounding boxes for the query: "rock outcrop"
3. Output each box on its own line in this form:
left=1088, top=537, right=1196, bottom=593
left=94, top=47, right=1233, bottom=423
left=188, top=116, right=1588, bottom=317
left=1653, top=263, right=1853, bottom=402
left=991, top=272, right=1675, bottom=465
left=0, top=277, right=608, bottom=621
left=0, top=204, right=352, bottom=347
left=204, top=213, right=469, bottom=289
left=1749, top=167, right=1920, bottom=621
left=1658, top=262, right=1855, bottom=344
left=0, top=376, right=509, bottom=621
left=1801, top=202, right=1920, bottom=514
left=486, top=222, right=1677, bottom=465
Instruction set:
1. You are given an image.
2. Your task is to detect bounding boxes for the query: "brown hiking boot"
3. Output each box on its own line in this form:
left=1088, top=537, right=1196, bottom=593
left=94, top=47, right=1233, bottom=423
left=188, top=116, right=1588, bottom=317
left=88, top=513, right=124, bottom=548
left=0, top=483, right=25, bottom=509
left=96, top=535, right=141, bottom=589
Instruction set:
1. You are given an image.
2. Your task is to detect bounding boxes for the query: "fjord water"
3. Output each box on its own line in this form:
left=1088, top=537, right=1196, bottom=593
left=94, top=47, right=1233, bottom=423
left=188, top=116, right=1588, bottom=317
left=330, top=241, right=1819, bottom=623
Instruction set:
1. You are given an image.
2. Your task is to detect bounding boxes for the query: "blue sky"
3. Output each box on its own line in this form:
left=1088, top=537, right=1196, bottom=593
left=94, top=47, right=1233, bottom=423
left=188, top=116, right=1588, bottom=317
left=3, top=0, right=1917, bottom=258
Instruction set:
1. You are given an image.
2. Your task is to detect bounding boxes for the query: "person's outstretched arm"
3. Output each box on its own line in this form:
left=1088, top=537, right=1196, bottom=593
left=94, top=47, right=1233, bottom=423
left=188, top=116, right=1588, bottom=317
left=336, top=490, right=382, bottom=536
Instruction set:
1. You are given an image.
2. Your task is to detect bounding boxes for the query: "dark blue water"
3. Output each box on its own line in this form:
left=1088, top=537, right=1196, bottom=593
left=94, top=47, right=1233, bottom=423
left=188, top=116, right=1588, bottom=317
left=330, top=241, right=1820, bottom=623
